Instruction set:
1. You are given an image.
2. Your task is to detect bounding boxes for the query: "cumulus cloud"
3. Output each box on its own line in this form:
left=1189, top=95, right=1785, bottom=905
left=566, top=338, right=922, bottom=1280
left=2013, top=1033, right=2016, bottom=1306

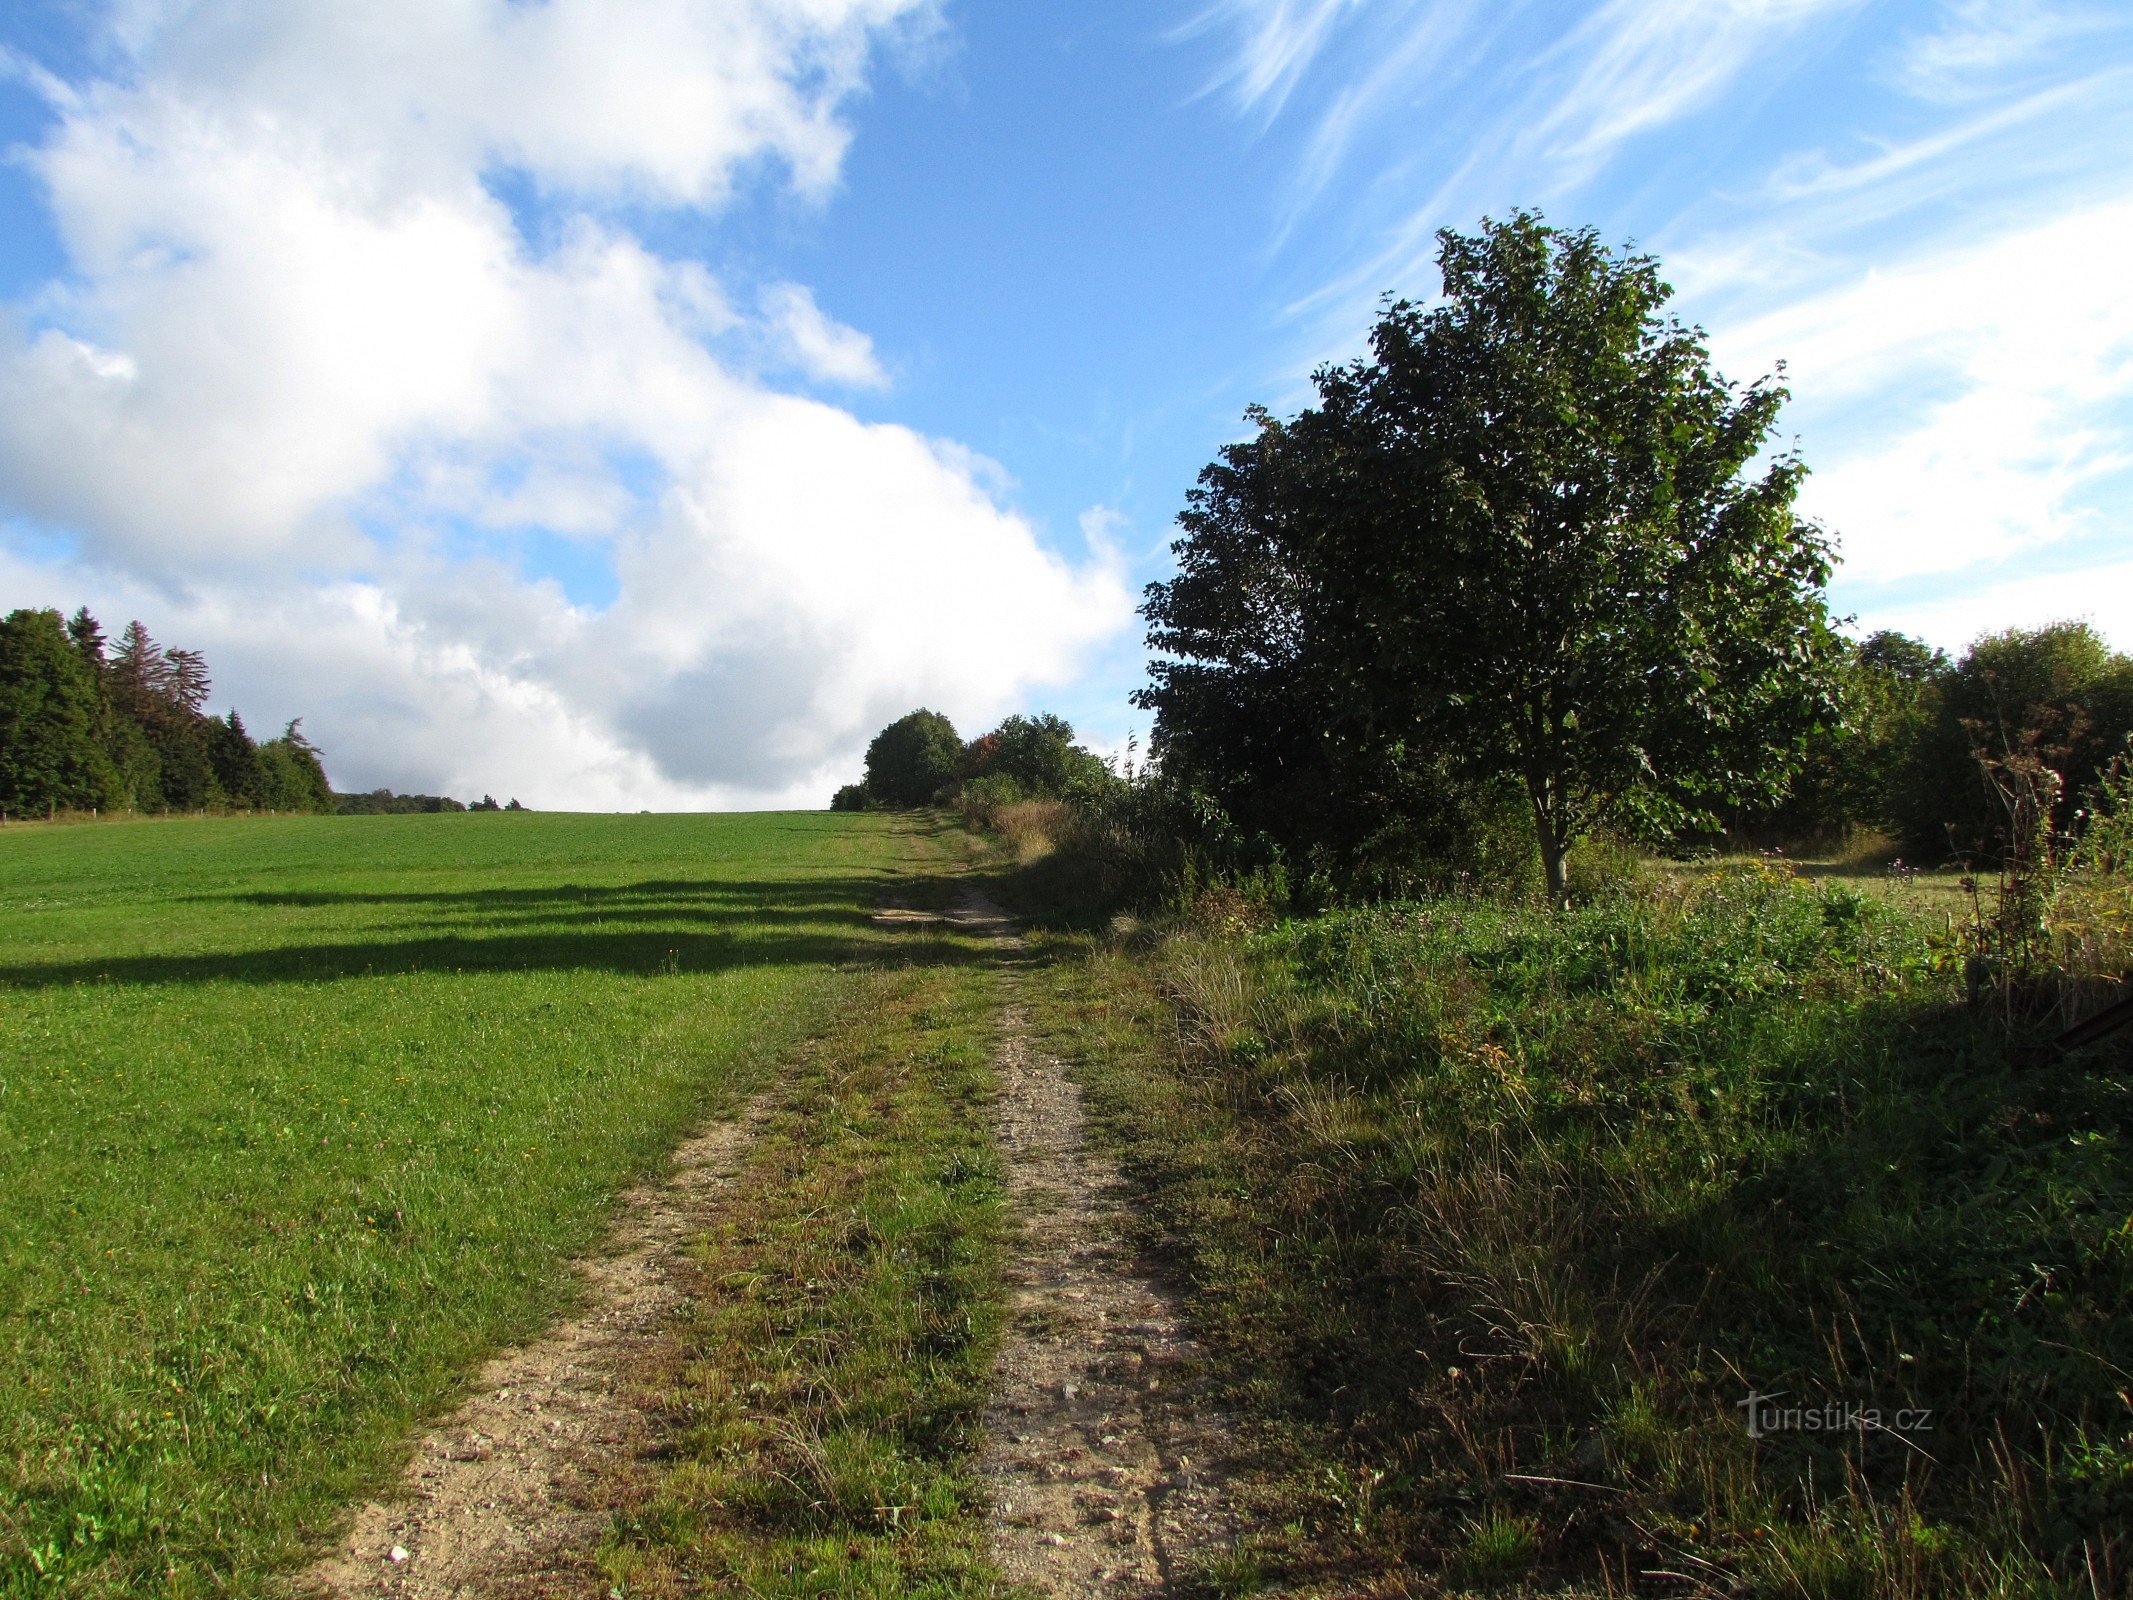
left=0, top=0, right=1130, bottom=807
left=760, top=282, right=887, bottom=388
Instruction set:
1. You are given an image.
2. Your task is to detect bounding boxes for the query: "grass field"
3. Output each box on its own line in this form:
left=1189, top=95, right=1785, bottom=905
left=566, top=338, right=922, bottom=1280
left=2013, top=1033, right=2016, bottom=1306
left=0, top=810, right=976, bottom=1597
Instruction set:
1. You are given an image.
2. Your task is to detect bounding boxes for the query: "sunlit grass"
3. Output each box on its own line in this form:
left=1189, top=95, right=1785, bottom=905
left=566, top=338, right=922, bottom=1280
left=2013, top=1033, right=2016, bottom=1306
left=0, top=810, right=960, bottom=1597
left=1026, top=861, right=2133, bottom=1597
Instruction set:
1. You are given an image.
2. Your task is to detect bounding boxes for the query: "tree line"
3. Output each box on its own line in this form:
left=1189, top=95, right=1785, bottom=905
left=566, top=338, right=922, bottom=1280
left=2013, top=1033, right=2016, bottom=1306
left=0, top=606, right=333, bottom=819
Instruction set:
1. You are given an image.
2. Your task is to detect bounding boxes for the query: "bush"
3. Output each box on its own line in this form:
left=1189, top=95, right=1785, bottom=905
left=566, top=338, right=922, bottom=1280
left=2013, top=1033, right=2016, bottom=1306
left=960, top=713, right=1107, bottom=798
left=952, top=772, right=1024, bottom=828
left=1894, top=622, right=2133, bottom=863
left=829, top=783, right=871, bottom=813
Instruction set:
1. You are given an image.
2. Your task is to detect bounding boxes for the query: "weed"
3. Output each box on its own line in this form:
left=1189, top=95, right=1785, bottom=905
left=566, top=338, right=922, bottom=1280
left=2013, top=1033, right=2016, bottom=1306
left=1455, top=1511, right=1540, bottom=1587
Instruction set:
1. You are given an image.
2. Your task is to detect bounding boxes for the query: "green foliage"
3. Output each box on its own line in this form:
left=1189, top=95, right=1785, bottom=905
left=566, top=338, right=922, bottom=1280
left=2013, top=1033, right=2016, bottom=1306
left=960, top=712, right=1107, bottom=798
left=829, top=781, right=872, bottom=812
left=863, top=708, right=962, bottom=807
left=2075, top=736, right=2133, bottom=876
left=256, top=722, right=335, bottom=814
left=1892, top=622, right=2133, bottom=864
left=1730, top=630, right=1948, bottom=847
left=207, top=711, right=264, bottom=806
left=0, top=608, right=122, bottom=815
left=1038, top=866, right=2132, bottom=1594
left=0, top=808, right=952, bottom=1595
left=1, top=607, right=336, bottom=818
left=333, top=788, right=466, bottom=815
left=1141, top=211, right=1840, bottom=898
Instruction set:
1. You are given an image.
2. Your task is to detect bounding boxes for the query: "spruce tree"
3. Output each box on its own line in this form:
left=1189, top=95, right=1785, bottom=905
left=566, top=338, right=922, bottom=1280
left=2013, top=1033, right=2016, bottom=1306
left=0, top=608, right=123, bottom=815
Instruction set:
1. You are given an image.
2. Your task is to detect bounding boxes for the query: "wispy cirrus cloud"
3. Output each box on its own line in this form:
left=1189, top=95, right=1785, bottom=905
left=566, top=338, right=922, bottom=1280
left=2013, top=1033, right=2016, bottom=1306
left=1177, top=0, right=1379, bottom=120
left=1177, top=0, right=2133, bottom=650
left=1525, top=0, right=1852, bottom=178
left=1896, top=0, right=2131, bottom=101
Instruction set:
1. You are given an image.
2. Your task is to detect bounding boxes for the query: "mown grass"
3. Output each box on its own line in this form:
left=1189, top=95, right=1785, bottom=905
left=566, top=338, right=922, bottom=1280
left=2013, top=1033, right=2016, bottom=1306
left=0, top=810, right=969, bottom=1597
left=1021, top=862, right=2133, bottom=1597
left=597, top=930, right=1012, bottom=1599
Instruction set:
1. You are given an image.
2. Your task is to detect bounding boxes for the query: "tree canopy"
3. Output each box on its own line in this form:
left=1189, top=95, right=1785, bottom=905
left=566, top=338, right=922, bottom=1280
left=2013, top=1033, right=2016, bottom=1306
left=863, top=709, right=963, bottom=807
left=0, top=608, right=122, bottom=816
left=961, top=713, right=1108, bottom=798
left=1140, top=211, right=1839, bottom=897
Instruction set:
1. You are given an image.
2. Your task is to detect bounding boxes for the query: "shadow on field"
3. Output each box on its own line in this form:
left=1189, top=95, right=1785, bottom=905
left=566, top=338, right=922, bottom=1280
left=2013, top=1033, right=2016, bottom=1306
left=227, top=877, right=896, bottom=912
left=222, top=878, right=896, bottom=936
left=0, top=874, right=997, bottom=988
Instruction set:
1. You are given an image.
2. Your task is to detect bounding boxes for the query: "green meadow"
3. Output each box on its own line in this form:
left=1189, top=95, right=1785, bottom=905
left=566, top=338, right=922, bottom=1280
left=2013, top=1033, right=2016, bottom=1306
left=0, top=810, right=969, bottom=1597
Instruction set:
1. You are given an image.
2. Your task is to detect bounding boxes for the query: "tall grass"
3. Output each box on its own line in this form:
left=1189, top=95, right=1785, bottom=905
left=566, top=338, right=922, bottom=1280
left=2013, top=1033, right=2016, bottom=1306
left=1038, top=862, right=2133, bottom=1596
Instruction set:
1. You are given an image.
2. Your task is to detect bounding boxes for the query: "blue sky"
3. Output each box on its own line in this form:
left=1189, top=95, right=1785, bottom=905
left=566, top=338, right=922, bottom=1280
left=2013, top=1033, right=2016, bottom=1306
left=1, top=0, right=2129, bottom=806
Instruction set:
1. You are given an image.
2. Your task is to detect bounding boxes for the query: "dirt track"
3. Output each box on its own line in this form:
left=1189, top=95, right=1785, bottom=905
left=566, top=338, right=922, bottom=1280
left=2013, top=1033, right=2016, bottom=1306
left=959, top=893, right=1239, bottom=1598
left=303, top=1094, right=772, bottom=1599
left=306, top=886, right=1234, bottom=1598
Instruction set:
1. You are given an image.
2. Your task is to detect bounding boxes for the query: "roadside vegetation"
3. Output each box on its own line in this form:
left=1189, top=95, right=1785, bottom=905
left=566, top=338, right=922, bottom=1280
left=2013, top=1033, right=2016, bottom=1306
left=928, top=212, right=2133, bottom=1595
left=0, top=809, right=951, bottom=1596
left=1012, top=857, right=2131, bottom=1597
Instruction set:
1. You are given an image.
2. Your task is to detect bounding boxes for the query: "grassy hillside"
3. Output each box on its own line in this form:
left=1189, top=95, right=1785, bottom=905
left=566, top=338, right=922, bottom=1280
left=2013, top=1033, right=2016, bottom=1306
left=0, top=810, right=962, bottom=1597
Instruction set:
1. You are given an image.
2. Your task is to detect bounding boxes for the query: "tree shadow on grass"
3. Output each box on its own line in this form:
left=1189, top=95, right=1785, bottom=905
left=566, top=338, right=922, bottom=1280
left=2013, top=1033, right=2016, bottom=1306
left=0, top=874, right=1005, bottom=988
left=224, top=875, right=901, bottom=912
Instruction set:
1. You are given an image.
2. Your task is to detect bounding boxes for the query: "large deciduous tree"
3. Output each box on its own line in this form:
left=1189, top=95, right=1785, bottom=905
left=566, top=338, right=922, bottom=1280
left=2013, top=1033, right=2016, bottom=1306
left=1141, top=212, right=1840, bottom=898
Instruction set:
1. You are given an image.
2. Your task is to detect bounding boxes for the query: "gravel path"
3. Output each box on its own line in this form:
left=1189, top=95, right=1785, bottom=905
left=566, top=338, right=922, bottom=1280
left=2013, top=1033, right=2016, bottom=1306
left=958, top=891, right=1240, bottom=1598
left=302, top=1094, right=773, bottom=1599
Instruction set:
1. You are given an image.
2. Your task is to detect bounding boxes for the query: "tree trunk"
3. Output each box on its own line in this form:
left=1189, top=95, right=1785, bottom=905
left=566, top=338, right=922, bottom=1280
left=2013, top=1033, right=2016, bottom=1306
left=1529, top=784, right=1568, bottom=904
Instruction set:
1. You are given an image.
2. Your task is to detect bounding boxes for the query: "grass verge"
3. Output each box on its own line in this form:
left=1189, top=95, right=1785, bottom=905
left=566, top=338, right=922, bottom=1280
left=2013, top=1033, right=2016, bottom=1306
left=1019, top=862, right=2133, bottom=1598
left=596, top=928, right=1011, bottom=1599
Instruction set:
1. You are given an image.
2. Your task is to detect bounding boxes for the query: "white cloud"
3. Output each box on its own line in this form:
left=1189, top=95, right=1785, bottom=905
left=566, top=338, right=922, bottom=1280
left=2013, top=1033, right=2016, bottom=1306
left=1246, top=0, right=1860, bottom=324
left=1191, top=0, right=2133, bottom=650
left=1528, top=0, right=1851, bottom=177
left=1896, top=0, right=2129, bottom=103
left=760, top=282, right=887, bottom=388
left=0, top=0, right=1130, bottom=808
left=1709, top=198, right=2133, bottom=585
left=1181, top=0, right=1378, bottom=120
left=1858, top=560, right=2133, bottom=658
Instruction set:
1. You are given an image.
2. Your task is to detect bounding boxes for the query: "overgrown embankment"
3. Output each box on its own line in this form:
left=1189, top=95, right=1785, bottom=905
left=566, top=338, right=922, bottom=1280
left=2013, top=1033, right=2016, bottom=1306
left=1025, top=863, right=2133, bottom=1597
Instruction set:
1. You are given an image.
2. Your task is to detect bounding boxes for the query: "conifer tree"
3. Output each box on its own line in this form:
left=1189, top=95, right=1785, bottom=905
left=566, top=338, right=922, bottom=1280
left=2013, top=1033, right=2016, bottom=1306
left=0, top=608, right=122, bottom=814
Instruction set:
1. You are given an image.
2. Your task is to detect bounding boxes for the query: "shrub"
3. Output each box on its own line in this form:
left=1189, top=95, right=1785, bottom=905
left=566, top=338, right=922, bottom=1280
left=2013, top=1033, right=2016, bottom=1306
left=830, top=782, right=871, bottom=813
left=960, top=713, right=1107, bottom=798
left=1075, top=866, right=2131, bottom=1593
left=952, top=772, right=1023, bottom=828
left=1894, top=622, right=2133, bottom=863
